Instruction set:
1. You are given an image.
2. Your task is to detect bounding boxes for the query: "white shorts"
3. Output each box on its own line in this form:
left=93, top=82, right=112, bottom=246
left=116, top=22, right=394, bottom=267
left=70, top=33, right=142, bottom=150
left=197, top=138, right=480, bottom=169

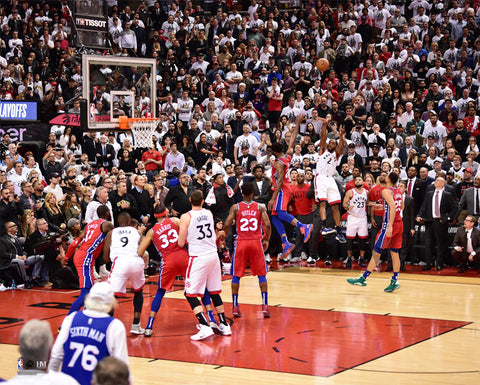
left=314, top=174, right=341, bottom=204
left=346, top=215, right=369, bottom=239
left=185, top=252, right=222, bottom=297
left=108, top=256, right=145, bottom=294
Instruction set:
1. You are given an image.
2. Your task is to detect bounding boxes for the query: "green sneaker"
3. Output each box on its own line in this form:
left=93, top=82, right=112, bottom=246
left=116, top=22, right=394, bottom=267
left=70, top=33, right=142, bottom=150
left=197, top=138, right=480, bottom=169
left=384, top=279, right=400, bottom=292
left=347, top=275, right=367, bottom=286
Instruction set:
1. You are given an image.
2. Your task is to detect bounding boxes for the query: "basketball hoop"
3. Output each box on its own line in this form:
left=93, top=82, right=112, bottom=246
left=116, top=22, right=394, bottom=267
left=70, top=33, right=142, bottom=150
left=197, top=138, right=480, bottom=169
left=118, top=116, right=160, bottom=149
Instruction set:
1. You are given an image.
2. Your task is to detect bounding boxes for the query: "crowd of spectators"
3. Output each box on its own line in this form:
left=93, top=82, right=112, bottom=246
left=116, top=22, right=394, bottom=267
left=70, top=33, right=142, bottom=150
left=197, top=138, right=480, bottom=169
left=1, top=0, right=480, bottom=287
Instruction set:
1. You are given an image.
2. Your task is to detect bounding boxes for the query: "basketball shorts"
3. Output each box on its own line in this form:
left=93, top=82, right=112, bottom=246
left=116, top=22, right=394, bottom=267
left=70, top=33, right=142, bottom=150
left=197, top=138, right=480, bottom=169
left=185, top=252, right=222, bottom=297
left=232, top=239, right=267, bottom=278
left=374, top=220, right=403, bottom=252
left=108, top=256, right=145, bottom=294
left=314, top=174, right=341, bottom=204
left=74, top=251, right=95, bottom=289
left=158, top=249, right=189, bottom=291
left=272, top=184, right=292, bottom=215
left=346, top=215, right=369, bottom=239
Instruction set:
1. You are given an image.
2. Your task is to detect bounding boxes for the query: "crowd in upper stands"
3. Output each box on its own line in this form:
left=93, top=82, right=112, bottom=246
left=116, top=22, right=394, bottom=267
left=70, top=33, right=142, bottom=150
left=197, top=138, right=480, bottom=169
left=1, top=0, right=480, bottom=287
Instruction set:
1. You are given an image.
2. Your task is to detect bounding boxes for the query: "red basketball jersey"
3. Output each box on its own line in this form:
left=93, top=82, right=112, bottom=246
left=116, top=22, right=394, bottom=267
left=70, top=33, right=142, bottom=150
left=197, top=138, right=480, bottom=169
left=236, top=201, right=263, bottom=240
left=78, top=219, right=106, bottom=259
left=152, top=218, right=183, bottom=259
left=383, top=187, right=403, bottom=223
left=271, top=155, right=291, bottom=189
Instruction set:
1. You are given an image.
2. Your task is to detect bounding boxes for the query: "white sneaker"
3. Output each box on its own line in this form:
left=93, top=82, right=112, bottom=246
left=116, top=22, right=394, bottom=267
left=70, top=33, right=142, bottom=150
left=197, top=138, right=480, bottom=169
left=301, top=252, right=308, bottom=260
left=210, top=321, right=220, bottom=333
left=265, top=254, right=272, bottom=263
left=290, top=256, right=301, bottom=263
left=0, top=283, right=8, bottom=291
left=191, top=324, right=214, bottom=341
left=130, top=323, right=145, bottom=335
left=217, top=323, right=232, bottom=336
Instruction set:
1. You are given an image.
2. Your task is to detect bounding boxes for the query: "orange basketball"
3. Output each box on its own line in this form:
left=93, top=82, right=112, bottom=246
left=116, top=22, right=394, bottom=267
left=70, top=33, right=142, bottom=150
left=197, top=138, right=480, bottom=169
left=316, top=58, right=330, bottom=72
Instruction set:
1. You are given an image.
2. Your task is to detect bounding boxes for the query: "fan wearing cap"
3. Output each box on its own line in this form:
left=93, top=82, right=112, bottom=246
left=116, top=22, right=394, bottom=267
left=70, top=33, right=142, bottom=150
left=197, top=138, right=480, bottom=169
left=49, top=282, right=129, bottom=385
left=268, top=115, right=313, bottom=259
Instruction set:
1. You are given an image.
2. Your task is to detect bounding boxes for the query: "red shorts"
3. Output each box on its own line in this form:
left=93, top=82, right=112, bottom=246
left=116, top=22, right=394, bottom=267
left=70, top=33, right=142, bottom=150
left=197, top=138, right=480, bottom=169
left=374, top=220, right=403, bottom=252
left=272, top=184, right=292, bottom=215
left=232, top=239, right=267, bottom=278
left=74, top=250, right=96, bottom=289
left=158, top=249, right=189, bottom=291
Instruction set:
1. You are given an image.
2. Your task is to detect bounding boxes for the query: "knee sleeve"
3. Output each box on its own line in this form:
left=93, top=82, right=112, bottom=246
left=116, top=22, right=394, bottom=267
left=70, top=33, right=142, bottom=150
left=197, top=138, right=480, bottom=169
left=185, top=292, right=202, bottom=310
left=360, top=238, right=369, bottom=251
left=150, top=288, right=166, bottom=313
left=133, top=290, right=143, bottom=313
left=276, top=209, right=296, bottom=224
left=258, top=275, right=267, bottom=283
left=201, top=290, right=211, bottom=306
left=232, top=275, right=240, bottom=284
left=210, top=293, right=223, bottom=308
left=346, top=238, right=353, bottom=250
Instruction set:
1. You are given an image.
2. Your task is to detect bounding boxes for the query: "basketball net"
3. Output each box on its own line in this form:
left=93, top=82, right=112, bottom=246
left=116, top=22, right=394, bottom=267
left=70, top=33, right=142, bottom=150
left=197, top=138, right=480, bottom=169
left=130, top=119, right=159, bottom=149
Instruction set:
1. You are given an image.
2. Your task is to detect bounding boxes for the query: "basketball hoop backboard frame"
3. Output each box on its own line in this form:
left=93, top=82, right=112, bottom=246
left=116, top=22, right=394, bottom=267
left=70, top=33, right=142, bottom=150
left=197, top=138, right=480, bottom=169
left=82, top=55, right=157, bottom=131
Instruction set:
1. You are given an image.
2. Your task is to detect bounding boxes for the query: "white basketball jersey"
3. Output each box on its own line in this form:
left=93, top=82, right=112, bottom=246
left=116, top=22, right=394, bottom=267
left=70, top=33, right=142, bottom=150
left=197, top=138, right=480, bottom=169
left=110, top=226, right=141, bottom=259
left=349, top=189, right=368, bottom=218
left=187, top=208, right=217, bottom=256
left=316, top=150, right=338, bottom=176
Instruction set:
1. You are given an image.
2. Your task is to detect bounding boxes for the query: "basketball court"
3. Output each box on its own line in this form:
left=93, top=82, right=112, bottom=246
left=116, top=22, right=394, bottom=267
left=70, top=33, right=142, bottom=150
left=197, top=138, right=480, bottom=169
left=0, top=266, right=478, bottom=384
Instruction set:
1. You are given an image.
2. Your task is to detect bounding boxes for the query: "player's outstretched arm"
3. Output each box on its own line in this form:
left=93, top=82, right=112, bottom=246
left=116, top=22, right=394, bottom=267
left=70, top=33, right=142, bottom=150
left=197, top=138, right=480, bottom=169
left=223, top=204, right=238, bottom=237
left=137, top=229, right=153, bottom=257
left=319, top=114, right=329, bottom=153
left=336, top=124, right=346, bottom=158
left=178, top=213, right=190, bottom=248
left=287, top=113, right=304, bottom=156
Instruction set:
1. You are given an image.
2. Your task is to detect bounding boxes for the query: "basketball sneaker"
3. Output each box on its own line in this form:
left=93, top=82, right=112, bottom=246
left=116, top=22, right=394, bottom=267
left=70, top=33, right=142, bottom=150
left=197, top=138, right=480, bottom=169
left=307, top=256, right=317, bottom=265
left=210, top=321, right=221, bottom=333
left=335, top=232, right=347, bottom=243
left=300, top=224, right=313, bottom=243
left=144, top=328, right=153, bottom=337
left=262, top=304, right=271, bottom=318
left=279, top=242, right=295, bottom=260
left=321, top=227, right=336, bottom=236
left=324, top=258, right=332, bottom=266
left=384, top=280, right=401, bottom=292
left=191, top=324, right=214, bottom=341
left=347, top=276, right=367, bottom=286
left=130, top=323, right=145, bottom=335
left=343, top=257, right=352, bottom=269
left=217, top=323, right=232, bottom=336
left=232, top=306, right=242, bottom=318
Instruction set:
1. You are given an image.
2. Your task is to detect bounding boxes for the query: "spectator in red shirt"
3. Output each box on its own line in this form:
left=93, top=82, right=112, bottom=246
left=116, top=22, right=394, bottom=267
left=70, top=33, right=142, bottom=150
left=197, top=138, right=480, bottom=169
left=141, top=146, right=162, bottom=175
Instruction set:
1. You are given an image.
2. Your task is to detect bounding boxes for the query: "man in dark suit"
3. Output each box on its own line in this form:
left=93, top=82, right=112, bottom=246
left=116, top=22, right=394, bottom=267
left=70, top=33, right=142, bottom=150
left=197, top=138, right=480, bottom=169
left=95, top=135, right=115, bottom=171
left=129, top=175, right=154, bottom=225
left=217, top=125, right=235, bottom=162
left=455, top=176, right=480, bottom=222
left=237, top=145, right=257, bottom=174
left=250, top=165, right=271, bottom=205
left=451, top=215, right=480, bottom=273
left=417, top=176, right=458, bottom=271
left=227, top=165, right=244, bottom=204
left=405, top=166, right=426, bottom=215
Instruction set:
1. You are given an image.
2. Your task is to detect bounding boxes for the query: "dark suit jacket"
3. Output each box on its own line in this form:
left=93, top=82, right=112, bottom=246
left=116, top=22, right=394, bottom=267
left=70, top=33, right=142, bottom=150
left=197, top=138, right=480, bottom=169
left=0, top=234, right=19, bottom=269
left=426, top=183, right=458, bottom=201
left=95, top=143, right=115, bottom=170
left=403, top=194, right=415, bottom=232
left=452, top=226, right=480, bottom=255
left=129, top=187, right=154, bottom=222
left=407, top=177, right=426, bottom=215
left=252, top=177, right=272, bottom=205
left=339, top=152, right=364, bottom=172
left=217, top=133, right=235, bottom=161
left=456, top=187, right=480, bottom=219
left=418, top=189, right=457, bottom=224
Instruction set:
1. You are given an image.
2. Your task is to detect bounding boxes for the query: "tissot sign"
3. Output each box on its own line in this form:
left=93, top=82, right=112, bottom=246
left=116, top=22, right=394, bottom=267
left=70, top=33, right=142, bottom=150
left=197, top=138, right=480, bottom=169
left=0, top=101, right=37, bottom=120
left=75, top=16, right=107, bottom=30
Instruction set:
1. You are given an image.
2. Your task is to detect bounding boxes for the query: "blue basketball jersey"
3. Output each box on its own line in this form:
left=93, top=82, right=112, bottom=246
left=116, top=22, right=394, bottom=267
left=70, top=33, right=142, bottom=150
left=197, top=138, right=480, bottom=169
left=62, top=311, right=114, bottom=385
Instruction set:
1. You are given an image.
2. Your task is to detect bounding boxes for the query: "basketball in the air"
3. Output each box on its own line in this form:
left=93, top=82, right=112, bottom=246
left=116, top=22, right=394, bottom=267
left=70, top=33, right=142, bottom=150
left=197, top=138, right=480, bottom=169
left=316, top=58, right=329, bottom=72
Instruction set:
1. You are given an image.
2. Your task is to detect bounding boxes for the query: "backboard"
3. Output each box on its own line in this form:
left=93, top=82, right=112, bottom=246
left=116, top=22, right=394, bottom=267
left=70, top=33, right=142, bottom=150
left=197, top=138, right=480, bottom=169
left=81, top=55, right=157, bottom=131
